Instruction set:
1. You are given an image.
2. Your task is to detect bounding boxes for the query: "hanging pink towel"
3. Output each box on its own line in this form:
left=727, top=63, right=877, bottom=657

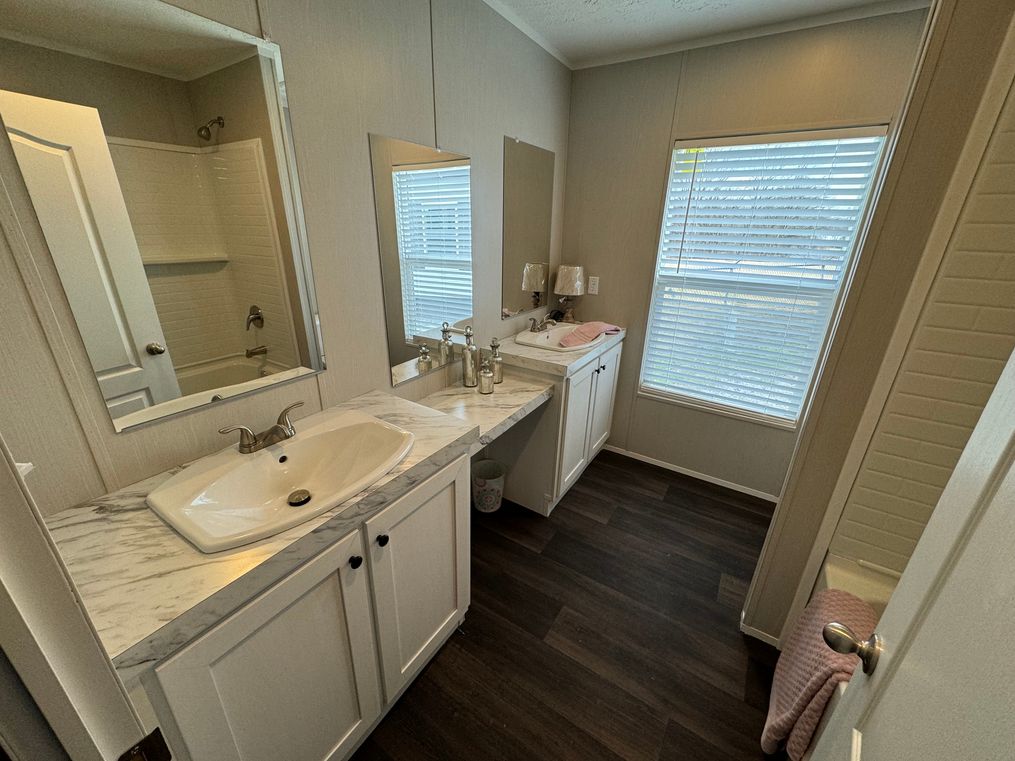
left=559, top=321, right=621, bottom=347
left=761, top=588, right=876, bottom=760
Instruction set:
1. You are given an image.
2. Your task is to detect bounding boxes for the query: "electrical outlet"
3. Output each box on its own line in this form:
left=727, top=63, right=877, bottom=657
left=588, top=276, right=600, bottom=295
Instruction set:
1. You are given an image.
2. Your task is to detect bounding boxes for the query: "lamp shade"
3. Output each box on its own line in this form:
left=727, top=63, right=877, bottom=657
left=554, top=265, right=585, bottom=296
left=521, top=262, right=547, bottom=292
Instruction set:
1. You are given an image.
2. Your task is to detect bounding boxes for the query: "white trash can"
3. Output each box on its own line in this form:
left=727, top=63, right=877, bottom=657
left=471, top=460, right=506, bottom=513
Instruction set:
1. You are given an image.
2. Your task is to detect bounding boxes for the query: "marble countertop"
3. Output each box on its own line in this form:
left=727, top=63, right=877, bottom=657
left=45, top=391, right=478, bottom=680
left=418, top=374, right=553, bottom=452
left=497, top=329, right=625, bottom=377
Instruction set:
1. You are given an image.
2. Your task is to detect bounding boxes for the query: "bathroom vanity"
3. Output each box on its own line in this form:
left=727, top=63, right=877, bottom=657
left=44, top=381, right=558, bottom=760
left=43, top=399, right=474, bottom=760
left=486, top=330, right=625, bottom=515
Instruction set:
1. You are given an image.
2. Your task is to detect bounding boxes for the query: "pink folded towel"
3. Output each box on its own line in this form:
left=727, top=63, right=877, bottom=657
left=559, top=321, right=621, bottom=347
left=761, top=588, right=876, bottom=760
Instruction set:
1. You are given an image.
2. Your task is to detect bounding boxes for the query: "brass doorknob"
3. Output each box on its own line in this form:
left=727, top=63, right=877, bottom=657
left=823, top=622, right=882, bottom=674
left=145, top=342, right=167, bottom=355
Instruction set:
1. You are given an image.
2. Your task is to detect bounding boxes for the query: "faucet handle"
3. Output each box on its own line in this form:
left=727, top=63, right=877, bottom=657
left=219, top=425, right=257, bottom=451
left=277, top=401, right=304, bottom=432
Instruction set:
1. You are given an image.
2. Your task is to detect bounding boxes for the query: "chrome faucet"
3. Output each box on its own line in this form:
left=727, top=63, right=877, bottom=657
left=528, top=316, right=557, bottom=333
left=219, top=402, right=304, bottom=454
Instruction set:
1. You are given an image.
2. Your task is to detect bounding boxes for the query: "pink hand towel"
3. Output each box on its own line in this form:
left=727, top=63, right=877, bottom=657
left=559, top=321, right=621, bottom=347
left=761, top=588, right=876, bottom=760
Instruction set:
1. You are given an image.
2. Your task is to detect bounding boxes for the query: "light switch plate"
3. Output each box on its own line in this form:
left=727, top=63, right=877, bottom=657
left=588, top=276, right=600, bottom=295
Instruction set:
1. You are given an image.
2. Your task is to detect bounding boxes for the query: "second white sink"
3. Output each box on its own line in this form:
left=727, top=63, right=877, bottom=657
left=514, top=323, right=607, bottom=352
left=147, top=410, right=414, bottom=553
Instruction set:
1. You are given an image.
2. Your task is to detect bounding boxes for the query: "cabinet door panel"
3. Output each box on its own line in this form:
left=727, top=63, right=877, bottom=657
left=367, top=457, right=469, bottom=700
left=558, top=362, right=596, bottom=494
left=588, top=343, right=623, bottom=454
left=153, top=531, right=380, bottom=761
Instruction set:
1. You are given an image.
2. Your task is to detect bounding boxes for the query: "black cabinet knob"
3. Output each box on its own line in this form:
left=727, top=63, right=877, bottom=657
left=377, top=534, right=390, bottom=547
left=600, top=365, right=607, bottom=371
left=349, top=555, right=363, bottom=569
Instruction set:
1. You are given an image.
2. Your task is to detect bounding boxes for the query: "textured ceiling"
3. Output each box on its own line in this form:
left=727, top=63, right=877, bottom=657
left=482, top=0, right=929, bottom=68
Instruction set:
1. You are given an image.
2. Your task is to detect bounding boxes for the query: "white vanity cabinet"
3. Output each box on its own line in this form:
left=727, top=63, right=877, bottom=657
left=558, top=341, right=622, bottom=494
left=144, top=457, right=471, bottom=761
left=490, top=337, right=623, bottom=516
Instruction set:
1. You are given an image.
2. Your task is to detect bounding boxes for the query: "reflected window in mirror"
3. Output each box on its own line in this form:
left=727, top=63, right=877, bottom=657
left=0, top=9, right=322, bottom=431
left=392, top=161, right=473, bottom=341
left=501, top=137, right=555, bottom=320
left=369, top=134, right=473, bottom=386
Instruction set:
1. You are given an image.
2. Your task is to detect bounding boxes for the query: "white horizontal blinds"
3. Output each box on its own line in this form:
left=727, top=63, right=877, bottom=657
left=392, top=162, right=473, bottom=342
left=642, top=128, right=886, bottom=423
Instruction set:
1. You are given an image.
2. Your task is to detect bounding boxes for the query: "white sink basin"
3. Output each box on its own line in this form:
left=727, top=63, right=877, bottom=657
left=514, top=323, right=607, bottom=352
left=147, top=410, right=414, bottom=553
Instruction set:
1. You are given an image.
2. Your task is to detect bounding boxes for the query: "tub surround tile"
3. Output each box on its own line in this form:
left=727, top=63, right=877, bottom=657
left=418, top=374, right=554, bottom=453
left=497, top=329, right=625, bottom=377
left=45, top=391, right=478, bottom=679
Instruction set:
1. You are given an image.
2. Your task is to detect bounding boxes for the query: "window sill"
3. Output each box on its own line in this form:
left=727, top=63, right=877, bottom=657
left=636, top=388, right=800, bottom=432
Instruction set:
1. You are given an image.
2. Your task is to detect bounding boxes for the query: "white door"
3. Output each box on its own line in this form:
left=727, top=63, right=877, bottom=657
left=366, top=457, right=470, bottom=701
left=587, top=343, right=622, bottom=455
left=813, top=345, right=1015, bottom=760
left=152, top=529, right=381, bottom=761
left=0, top=90, right=180, bottom=417
left=558, top=360, right=597, bottom=494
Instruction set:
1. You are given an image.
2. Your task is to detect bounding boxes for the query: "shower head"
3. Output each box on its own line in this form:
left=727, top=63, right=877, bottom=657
left=197, top=116, right=225, bottom=141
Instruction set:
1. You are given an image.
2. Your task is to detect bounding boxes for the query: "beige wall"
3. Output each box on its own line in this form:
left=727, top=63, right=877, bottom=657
left=0, top=37, right=197, bottom=145
left=744, top=0, right=1015, bottom=643
left=431, top=0, right=572, bottom=346
left=562, top=11, right=927, bottom=498
left=0, top=0, right=570, bottom=515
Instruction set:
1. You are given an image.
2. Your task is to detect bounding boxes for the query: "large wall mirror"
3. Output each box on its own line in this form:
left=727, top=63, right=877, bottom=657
left=0, top=1, right=323, bottom=431
left=501, top=137, right=555, bottom=319
left=368, top=134, right=473, bottom=386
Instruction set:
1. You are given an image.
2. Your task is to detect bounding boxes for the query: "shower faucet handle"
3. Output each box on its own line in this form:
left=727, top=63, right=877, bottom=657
left=245, top=305, right=264, bottom=330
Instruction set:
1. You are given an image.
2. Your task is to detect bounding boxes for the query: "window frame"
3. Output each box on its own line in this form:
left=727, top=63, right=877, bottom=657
left=637, top=125, right=890, bottom=430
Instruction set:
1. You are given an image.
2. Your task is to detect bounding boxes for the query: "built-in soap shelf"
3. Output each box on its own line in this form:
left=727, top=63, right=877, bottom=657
left=142, top=253, right=229, bottom=266
left=16, top=462, right=34, bottom=477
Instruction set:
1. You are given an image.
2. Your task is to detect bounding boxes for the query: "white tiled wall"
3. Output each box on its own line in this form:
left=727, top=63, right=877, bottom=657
left=830, top=88, right=1015, bottom=574
left=109, top=139, right=298, bottom=371
left=210, top=142, right=298, bottom=368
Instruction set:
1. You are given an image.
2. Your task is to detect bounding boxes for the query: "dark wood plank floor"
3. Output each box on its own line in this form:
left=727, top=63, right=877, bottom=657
left=352, top=450, right=783, bottom=761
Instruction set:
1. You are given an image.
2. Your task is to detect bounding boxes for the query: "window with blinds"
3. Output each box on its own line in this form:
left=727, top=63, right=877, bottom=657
left=392, top=162, right=473, bottom=342
left=640, top=127, right=887, bottom=425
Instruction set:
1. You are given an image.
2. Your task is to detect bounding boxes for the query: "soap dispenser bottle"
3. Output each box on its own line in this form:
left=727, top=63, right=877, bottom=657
left=462, top=326, right=479, bottom=387
left=478, top=360, right=495, bottom=394
left=489, top=337, right=504, bottom=384
left=438, top=322, right=454, bottom=365
left=417, top=344, right=432, bottom=371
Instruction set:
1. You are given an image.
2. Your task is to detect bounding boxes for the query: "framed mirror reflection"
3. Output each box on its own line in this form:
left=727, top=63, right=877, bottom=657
left=368, top=134, right=473, bottom=386
left=0, top=5, right=322, bottom=431
left=501, top=136, right=555, bottom=320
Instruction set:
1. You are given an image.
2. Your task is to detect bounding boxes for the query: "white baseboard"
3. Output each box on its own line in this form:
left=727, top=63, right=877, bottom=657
left=602, top=445, right=779, bottom=503
left=739, top=616, right=781, bottom=648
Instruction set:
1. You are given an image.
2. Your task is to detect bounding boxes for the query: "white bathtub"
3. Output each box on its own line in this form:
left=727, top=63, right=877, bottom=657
left=802, top=553, right=899, bottom=759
